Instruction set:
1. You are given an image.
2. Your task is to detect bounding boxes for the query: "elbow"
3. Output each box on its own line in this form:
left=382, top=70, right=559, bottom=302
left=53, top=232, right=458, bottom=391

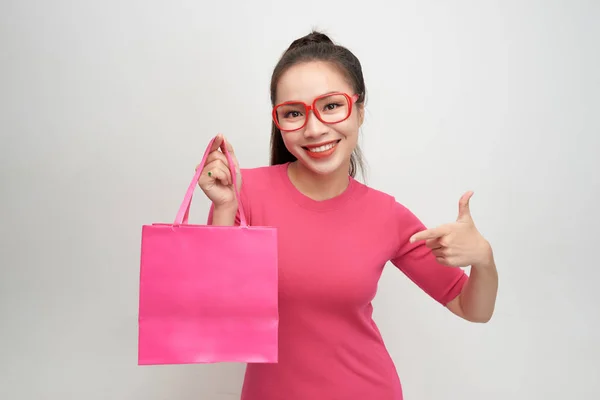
left=457, top=294, right=496, bottom=323
left=465, top=310, right=494, bottom=323
left=469, top=314, right=492, bottom=323
left=448, top=294, right=496, bottom=323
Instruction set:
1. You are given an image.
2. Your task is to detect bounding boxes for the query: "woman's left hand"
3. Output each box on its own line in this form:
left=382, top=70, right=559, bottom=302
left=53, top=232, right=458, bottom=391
left=409, top=191, right=494, bottom=268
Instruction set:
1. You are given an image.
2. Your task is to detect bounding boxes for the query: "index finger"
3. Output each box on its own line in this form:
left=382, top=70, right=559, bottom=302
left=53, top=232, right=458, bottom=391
left=222, top=136, right=235, bottom=155
left=221, top=136, right=239, bottom=169
left=409, top=227, right=446, bottom=243
left=209, top=134, right=225, bottom=152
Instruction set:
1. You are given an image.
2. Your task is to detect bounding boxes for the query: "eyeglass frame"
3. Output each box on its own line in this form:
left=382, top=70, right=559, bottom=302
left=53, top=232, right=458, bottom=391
left=271, top=92, right=360, bottom=133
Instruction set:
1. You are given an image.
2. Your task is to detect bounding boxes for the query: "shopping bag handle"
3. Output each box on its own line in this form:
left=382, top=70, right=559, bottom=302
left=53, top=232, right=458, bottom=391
left=174, top=135, right=248, bottom=227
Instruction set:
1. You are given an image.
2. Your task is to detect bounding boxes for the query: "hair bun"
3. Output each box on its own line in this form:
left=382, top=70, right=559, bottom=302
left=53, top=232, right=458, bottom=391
left=287, top=31, right=334, bottom=52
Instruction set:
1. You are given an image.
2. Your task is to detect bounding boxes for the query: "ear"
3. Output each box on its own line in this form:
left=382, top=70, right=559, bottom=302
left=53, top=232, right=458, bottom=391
left=357, top=104, right=365, bottom=127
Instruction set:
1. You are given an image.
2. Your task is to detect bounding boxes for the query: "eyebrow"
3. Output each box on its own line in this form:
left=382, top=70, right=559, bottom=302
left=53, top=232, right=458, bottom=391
left=279, top=90, right=344, bottom=104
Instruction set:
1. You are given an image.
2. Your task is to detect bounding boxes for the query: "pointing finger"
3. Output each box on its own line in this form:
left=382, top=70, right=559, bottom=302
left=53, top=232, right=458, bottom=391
left=410, top=227, right=446, bottom=243
left=425, top=238, right=442, bottom=249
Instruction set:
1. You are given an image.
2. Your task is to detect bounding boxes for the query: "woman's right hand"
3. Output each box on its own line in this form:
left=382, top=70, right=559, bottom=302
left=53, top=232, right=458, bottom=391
left=196, top=134, right=242, bottom=211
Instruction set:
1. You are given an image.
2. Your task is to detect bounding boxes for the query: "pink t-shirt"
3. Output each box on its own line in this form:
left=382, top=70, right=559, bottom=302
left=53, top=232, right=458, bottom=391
left=209, top=163, right=468, bottom=400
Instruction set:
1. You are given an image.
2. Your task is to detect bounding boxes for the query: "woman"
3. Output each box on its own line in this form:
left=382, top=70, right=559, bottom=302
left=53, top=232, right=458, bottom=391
left=197, top=31, right=498, bottom=400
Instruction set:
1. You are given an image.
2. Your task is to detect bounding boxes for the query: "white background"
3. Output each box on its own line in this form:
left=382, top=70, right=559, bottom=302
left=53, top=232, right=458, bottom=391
left=1, top=0, right=599, bottom=399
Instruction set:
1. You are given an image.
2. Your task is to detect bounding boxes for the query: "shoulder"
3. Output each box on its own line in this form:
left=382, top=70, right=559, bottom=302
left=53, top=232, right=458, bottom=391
left=240, top=163, right=286, bottom=179
left=352, top=180, right=423, bottom=228
left=238, top=163, right=287, bottom=194
left=351, top=179, right=401, bottom=210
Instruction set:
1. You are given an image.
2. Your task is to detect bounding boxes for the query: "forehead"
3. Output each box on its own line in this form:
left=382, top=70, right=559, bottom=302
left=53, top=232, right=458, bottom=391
left=276, top=61, right=353, bottom=104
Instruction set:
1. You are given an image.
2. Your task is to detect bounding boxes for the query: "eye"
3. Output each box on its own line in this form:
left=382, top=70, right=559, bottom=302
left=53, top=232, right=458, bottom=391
left=284, top=111, right=303, bottom=119
left=323, top=103, right=343, bottom=111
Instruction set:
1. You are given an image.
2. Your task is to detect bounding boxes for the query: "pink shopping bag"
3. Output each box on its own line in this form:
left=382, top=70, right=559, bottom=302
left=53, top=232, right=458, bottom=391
left=138, top=136, right=278, bottom=365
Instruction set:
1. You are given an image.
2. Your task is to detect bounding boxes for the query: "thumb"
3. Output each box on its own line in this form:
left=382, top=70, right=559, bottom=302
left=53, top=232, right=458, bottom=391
left=457, top=191, right=474, bottom=221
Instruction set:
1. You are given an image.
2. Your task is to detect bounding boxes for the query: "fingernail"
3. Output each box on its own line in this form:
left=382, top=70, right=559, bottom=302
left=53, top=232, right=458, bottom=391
left=207, top=171, right=212, bottom=177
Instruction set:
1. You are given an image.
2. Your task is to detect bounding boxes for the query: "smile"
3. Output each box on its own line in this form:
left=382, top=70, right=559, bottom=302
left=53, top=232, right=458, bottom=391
left=302, top=140, right=341, bottom=159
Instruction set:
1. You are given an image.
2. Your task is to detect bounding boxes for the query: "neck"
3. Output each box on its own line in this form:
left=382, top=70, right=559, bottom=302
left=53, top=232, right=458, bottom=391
left=288, top=160, right=350, bottom=201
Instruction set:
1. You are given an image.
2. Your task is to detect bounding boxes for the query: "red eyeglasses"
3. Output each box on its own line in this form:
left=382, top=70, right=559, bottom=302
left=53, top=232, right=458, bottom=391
left=272, top=92, right=359, bottom=132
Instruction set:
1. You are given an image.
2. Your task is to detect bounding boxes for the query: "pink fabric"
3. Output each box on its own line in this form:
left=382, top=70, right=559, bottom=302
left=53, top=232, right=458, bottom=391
left=208, top=163, right=468, bottom=400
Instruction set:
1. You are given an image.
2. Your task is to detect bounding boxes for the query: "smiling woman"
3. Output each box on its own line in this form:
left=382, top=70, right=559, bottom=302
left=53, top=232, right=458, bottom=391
left=273, top=62, right=362, bottom=195
left=196, top=30, right=499, bottom=400
left=269, top=32, right=367, bottom=179
left=272, top=90, right=359, bottom=161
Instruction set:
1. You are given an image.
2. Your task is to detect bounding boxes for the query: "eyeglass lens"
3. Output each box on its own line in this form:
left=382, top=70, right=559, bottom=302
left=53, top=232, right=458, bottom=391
left=275, top=94, right=350, bottom=131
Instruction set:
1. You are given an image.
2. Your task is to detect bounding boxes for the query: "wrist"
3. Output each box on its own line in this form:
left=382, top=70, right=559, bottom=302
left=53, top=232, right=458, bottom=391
left=211, top=202, right=238, bottom=226
left=473, top=240, right=495, bottom=270
left=214, top=201, right=238, bottom=213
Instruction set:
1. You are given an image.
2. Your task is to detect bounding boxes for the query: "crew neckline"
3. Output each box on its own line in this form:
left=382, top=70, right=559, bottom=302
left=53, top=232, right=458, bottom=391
left=276, top=162, right=358, bottom=211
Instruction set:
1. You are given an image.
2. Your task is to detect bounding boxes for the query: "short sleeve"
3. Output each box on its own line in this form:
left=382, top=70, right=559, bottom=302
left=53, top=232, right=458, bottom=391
left=390, top=201, right=468, bottom=306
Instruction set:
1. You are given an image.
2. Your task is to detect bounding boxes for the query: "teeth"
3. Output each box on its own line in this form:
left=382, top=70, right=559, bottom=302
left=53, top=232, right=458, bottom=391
left=307, top=142, right=336, bottom=153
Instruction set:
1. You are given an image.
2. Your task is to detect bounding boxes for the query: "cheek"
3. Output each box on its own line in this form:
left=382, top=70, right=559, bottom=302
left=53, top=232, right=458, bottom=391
left=339, top=120, right=360, bottom=141
left=281, top=132, right=298, bottom=147
left=343, top=111, right=362, bottom=135
left=280, top=132, right=304, bottom=156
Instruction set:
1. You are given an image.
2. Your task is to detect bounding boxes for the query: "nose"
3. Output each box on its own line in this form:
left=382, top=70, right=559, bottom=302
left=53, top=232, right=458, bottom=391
left=303, top=110, right=328, bottom=139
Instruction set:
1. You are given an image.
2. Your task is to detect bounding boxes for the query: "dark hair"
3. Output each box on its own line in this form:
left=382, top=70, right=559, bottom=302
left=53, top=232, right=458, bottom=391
left=269, top=31, right=367, bottom=178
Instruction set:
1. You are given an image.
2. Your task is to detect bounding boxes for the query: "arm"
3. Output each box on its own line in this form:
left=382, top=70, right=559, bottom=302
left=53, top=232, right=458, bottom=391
left=207, top=169, right=250, bottom=227
left=446, top=244, right=498, bottom=323
left=409, top=191, right=498, bottom=323
left=209, top=204, right=238, bottom=226
left=198, top=134, right=244, bottom=227
left=390, top=202, right=472, bottom=308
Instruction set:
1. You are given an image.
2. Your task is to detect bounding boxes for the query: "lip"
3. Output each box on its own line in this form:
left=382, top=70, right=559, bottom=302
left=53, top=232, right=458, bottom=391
left=302, top=139, right=341, bottom=160
left=302, top=139, right=341, bottom=149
